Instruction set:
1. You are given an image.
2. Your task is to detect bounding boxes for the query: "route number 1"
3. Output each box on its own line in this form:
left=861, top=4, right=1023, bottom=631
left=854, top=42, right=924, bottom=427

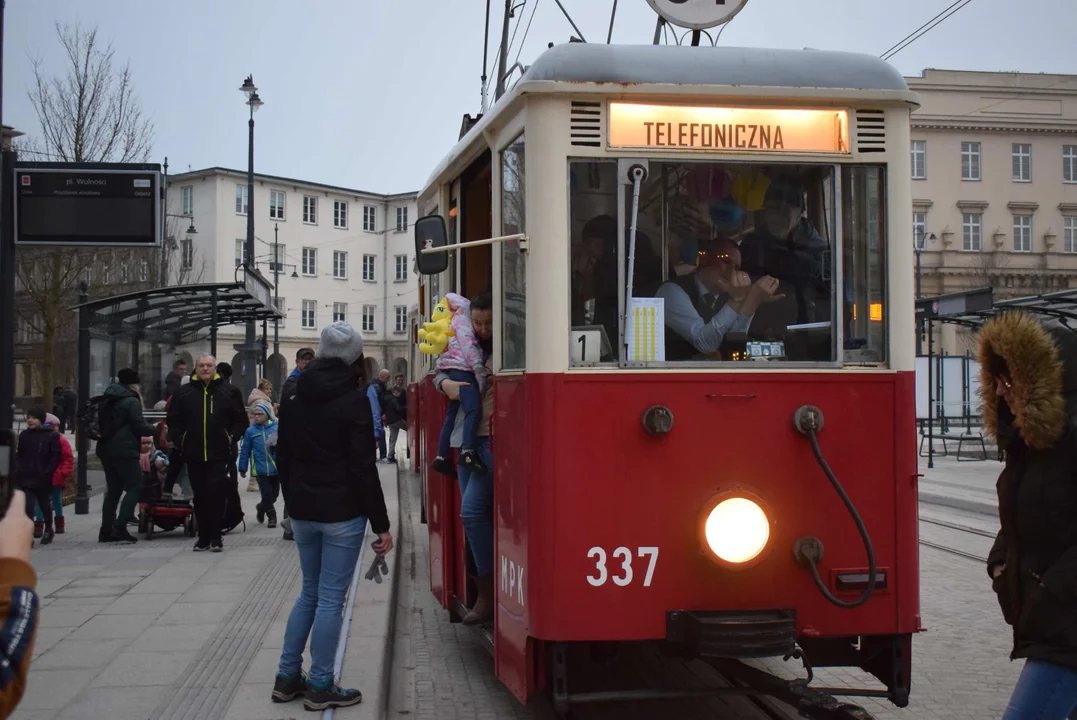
left=587, top=546, right=659, bottom=587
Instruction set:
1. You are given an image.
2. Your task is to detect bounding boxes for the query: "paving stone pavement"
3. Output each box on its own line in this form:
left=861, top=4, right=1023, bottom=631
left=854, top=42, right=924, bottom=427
left=13, top=446, right=402, bottom=720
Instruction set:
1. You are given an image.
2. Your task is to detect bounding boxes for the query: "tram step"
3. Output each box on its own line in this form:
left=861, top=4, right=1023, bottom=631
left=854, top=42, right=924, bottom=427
left=666, top=609, right=797, bottom=660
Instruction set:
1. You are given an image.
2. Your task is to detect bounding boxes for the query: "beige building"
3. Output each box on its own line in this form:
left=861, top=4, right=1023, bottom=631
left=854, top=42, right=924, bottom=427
left=907, top=68, right=1077, bottom=353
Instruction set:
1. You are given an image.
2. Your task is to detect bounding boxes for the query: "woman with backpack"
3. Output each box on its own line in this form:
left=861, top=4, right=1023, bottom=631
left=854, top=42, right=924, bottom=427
left=95, top=369, right=157, bottom=544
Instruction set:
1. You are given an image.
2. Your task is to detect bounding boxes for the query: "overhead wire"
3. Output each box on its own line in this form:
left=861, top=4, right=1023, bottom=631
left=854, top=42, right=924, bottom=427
left=881, top=0, right=973, bottom=62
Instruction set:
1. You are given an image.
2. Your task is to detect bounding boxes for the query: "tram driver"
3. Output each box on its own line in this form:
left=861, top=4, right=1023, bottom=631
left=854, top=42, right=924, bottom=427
left=655, top=238, right=781, bottom=361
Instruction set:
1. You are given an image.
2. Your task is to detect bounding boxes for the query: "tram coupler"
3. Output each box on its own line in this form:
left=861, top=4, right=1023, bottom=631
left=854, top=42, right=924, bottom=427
left=665, top=609, right=797, bottom=659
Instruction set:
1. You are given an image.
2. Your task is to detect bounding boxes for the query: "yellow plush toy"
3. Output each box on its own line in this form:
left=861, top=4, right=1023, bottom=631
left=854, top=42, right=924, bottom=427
left=417, top=298, right=454, bottom=355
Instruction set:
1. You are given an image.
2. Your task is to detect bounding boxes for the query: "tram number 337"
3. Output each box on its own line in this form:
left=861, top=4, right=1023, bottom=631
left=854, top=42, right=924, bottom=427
left=587, top=546, right=659, bottom=587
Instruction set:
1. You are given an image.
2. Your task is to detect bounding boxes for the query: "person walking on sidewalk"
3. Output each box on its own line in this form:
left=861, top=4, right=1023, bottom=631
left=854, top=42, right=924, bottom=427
left=383, top=379, right=406, bottom=464
left=14, top=408, right=60, bottom=546
left=277, top=347, right=314, bottom=541
left=272, top=321, right=393, bottom=711
left=34, top=414, right=72, bottom=538
left=979, top=312, right=1077, bottom=720
left=168, top=354, right=249, bottom=552
left=95, top=369, right=158, bottom=544
left=239, top=401, right=280, bottom=528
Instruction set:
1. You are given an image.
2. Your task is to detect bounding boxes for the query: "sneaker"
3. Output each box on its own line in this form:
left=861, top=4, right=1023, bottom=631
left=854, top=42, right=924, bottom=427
left=112, top=524, right=138, bottom=544
left=303, top=682, right=362, bottom=711
left=271, top=671, right=307, bottom=703
left=256, top=503, right=265, bottom=525
left=193, top=541, right=210, bottom=552
left=211, top=542, right=223, bottom=553
left=459, top=449, right=487, bottom=473
left=385, top=457, right=397, bottom=464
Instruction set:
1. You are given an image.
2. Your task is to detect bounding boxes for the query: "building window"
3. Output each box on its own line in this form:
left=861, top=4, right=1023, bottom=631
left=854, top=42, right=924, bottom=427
left=1013, top=215, right=1032, bottom=252
left=181, top=186, right=193, bottom=216
left=961, top=142, right=981, bottom=181
left=269, top=243, right=285, bottom=273
left=395, top=207, right=408, bottom=232
left=363, top=254, right=376, bottom=281
left=333, top=250, right=348, bottom=279
left=302, top=300, right=316, bottom=329
left=275, top=296, right=286, bottom=328
left=1064, top=146, right=1077, bottom=183
left=395, top=305, right=407, bottom=333
left=362, top=305, right=376, bottom=332
left=913, top=211, right=927, bottom=249
left=910, top=140, right=926, bottom=179
left=302, top=247, right=317, bottom=276
left=181, top=238, right=193, bottom=270
left=1012, top=144, right=1031, bottom=182
left=235, top=185, right=249, bottom=215
left=394, top=254, right=408, bottom=281
left=120, top=264, right=129, bottom=283
left=333, top=302, right=347, bottom=323
left=139, top=260, right=149, bottom=282
left=363, top=205, right=376, bottom=232
left=303, top=196, right=317, bottom=224
left=235, top=239, right=249, bottom=268
left=1065, top=217, right=1077, bottom=254
left=334, top=200, right=348, bottom=229
left=270, top=190, right=286, bottom=220
left=962, top=213, right=982, bottom=251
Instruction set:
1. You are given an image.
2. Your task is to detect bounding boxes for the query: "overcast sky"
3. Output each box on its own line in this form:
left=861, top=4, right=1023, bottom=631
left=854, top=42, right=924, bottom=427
left=5, top=0, right=1075, bottom=194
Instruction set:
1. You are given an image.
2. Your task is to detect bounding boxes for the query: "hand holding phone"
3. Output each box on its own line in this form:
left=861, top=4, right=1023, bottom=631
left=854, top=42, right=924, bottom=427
left=0, top=491, right=33, bottom=563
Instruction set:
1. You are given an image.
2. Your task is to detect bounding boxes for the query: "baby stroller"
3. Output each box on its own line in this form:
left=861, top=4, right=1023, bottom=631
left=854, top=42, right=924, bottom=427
left=138, top=455, right=196, bottom=540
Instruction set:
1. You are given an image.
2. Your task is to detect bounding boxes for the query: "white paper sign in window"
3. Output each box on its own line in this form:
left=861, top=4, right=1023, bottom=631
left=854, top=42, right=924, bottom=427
left=625, top=297, right=665, bottom=362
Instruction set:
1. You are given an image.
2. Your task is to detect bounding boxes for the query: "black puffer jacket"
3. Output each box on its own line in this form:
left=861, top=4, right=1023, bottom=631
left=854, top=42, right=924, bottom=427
left=14, top=426, right=60, bottom=491
left=166, top=373, right=248, bottom=463
left=276, top=358, right=389, bottom=532
left=982, top=312, right=1077, bottom=673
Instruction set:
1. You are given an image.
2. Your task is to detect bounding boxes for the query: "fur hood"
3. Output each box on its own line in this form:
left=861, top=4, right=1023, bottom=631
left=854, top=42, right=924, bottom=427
left=977, top=312, right=1077, bottom=450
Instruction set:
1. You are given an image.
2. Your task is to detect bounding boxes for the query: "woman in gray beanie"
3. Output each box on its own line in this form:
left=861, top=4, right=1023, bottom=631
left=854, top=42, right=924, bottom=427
left=272, top=321, right=393, bottom=711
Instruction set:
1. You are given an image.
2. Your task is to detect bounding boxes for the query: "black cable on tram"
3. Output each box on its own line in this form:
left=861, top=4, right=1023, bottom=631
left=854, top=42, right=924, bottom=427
left=792, top=406, right=878, bottom=609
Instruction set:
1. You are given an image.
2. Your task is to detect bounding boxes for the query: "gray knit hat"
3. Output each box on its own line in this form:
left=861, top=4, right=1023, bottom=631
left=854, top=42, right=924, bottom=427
left=318, top=321, right=364, bottom=366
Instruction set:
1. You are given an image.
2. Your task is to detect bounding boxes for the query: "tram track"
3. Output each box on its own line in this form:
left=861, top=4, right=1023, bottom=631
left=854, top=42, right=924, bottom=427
left=918, top=516, right=997, bottom=539
left=918, top=514, right=993, bottom=564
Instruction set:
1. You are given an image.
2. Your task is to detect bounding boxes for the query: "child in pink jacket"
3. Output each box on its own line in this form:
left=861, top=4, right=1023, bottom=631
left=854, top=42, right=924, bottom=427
left=431, top=293, right=488, bottom=475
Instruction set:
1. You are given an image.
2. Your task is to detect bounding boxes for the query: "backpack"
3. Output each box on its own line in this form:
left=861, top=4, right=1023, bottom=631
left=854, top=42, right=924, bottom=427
left=78, top=395, right=119, bottom=441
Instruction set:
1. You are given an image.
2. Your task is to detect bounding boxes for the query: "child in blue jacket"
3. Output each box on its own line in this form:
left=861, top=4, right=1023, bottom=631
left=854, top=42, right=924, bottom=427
left=239, top=401, right=280, bottom=527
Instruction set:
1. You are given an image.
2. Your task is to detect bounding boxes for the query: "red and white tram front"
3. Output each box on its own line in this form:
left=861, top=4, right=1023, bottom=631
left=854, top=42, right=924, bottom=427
left=410, top=43, right=921, bottom=708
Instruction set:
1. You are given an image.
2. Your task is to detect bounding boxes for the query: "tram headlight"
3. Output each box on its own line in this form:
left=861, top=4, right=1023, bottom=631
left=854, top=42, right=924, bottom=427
left=703, top=497, right=770, bottom=565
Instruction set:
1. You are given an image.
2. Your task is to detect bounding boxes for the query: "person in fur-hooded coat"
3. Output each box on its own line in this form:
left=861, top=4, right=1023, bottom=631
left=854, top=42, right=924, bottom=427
left=980, top=311, right=1077, bottom=717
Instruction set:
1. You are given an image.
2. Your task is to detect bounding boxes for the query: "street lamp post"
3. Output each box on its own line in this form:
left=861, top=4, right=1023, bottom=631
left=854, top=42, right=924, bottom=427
left=273, top=222, right=280, bottom=368
left=240, top=75, right=263, bottom=398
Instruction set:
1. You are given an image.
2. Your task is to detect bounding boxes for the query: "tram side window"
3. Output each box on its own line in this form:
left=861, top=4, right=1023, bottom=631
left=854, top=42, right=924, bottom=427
left=841, top=166, right=887, bottom=364
left=570, top=160, right=621, bottom=363
left=501, top=134, right=527, bottom=370
left=617, top=162, right=836, bottom=364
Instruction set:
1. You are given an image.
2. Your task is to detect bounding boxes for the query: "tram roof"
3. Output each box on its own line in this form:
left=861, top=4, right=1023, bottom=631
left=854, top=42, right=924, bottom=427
left=421, top=43, right=913, bottom=198
left=522, top=43, right=910, bottom=93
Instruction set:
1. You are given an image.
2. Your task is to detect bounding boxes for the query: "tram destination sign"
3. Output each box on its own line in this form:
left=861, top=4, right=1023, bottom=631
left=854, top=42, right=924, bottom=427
left=608, top=103, right=850, bottom=154
left=14, top=162, right=162, bottom=247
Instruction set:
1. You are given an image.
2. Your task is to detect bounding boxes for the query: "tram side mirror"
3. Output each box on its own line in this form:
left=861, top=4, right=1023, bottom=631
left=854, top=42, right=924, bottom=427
left=414, top=215, right=449, bottom=275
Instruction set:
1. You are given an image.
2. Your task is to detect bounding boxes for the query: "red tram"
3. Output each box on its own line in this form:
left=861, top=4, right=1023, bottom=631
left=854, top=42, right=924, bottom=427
left=406, top=42, right=920, bottom=712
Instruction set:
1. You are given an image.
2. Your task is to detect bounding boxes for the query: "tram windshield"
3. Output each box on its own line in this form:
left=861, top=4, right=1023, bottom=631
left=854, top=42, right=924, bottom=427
left=569, top=160, right=886, bottom=366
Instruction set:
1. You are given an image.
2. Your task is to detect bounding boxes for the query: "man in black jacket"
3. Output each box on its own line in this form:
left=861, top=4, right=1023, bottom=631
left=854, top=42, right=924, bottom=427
left=273, top=321, right=392, bottom=710
left=277, top=347, right=314, bottom=542
left=168, top=354, right=248, bottom=552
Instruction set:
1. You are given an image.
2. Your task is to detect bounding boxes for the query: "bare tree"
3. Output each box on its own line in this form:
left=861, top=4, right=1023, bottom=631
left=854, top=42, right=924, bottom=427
left=14, top=22, right=155, bottom=399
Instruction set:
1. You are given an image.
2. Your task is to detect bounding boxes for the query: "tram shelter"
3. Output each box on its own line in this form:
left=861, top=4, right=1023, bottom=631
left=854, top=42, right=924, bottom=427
left=71, top=271, right=282, bottom=514
left=916, top=286, right=1077, bottom=467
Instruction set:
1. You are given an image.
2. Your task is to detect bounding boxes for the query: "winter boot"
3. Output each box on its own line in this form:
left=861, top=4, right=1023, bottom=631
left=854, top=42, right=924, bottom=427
left=462, top=575, right=494, bottom=625
left=267, top=508, right=277, bottom=529
left=99, top=528, right=117, bottom=543
left=112, top=522, right=138, bottom=544
left=33, top=521, right=43, bottom=539
left=55, top=516, right=66, bottom=534
left=41, top=524, right=55, bottom=546
left=256, top=503, right=265, bottom=524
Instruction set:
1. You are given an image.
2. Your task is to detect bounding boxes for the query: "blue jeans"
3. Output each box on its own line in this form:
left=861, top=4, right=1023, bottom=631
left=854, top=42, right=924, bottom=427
left=256, top=476, right=280, bottom=514
left=437, top=369, right=480, bottom=457
left=1004, top=660, right=1077, bottom=719
left=457, top=436, right=494, bottom=578
left=278, top=516, right=367, bottom=687
left=34, top=487, right=63, bottom=520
